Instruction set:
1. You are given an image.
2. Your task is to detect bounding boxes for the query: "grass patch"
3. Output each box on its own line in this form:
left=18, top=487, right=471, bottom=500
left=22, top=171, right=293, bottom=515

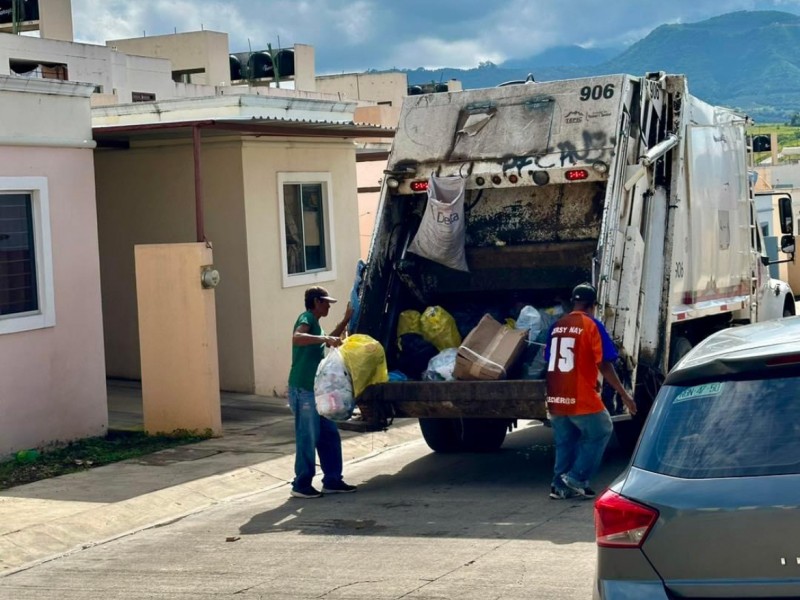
left=0, top=429, right=212, bottom=491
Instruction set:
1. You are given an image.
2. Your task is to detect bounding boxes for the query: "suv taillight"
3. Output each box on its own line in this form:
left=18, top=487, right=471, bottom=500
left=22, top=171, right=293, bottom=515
left=594, top=489, right=658, bottom=548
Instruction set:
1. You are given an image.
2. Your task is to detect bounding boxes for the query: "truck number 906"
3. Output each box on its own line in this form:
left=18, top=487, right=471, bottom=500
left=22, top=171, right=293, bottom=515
left=580, top=84, right=615, bottom=101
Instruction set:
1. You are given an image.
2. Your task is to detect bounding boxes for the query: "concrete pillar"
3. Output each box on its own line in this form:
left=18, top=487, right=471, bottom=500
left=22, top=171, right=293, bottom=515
left=135, top=243, right=222, bottom=436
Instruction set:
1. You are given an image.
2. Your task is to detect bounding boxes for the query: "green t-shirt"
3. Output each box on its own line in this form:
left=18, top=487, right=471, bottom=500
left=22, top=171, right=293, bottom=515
left=288, top=311, right=325, bottom=391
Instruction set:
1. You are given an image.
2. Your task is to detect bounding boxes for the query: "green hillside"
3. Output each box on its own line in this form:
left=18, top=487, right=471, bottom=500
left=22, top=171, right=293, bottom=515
left=403, top=10, right=800, bottom=122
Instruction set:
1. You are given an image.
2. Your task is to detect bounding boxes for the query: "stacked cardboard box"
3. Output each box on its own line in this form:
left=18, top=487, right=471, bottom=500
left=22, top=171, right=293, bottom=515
left=454, top=314, right=527, bottom=380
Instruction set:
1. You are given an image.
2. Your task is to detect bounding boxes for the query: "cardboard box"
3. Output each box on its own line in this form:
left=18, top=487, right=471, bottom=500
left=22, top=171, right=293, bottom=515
left=454, top=314, right=527, bottom=380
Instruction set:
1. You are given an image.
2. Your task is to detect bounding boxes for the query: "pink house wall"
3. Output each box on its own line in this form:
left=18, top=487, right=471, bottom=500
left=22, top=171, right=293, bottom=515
left=0, top=147, right=107, bottom=455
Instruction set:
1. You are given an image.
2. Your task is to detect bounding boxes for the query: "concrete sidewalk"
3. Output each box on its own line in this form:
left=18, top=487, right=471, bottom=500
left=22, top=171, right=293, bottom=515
left=0, top=381, right=421, bottom=576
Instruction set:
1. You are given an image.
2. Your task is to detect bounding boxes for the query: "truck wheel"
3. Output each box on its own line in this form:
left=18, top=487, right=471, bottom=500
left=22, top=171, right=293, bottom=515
left=460, top=419, right=508, bottom=452
left=418, top=418, right=464, bottom=453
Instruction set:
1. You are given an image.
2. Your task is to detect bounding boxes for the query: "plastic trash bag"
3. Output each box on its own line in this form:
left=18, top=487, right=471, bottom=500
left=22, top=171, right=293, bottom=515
left=348, top=260, right=366, bottom=333
left=314, top=348, right=355, bottom=421
left=397, top=309, right=423, bottom=343
left=521, top=328, right=550, bottom=380
left=340, top=334, right=389, bottom=397
left=422, top=348, right=459, bottom=381
left=396, top=333, right=439, bottom=380
left=515, top=305, right=544, bottom=342
left=407, top=175, right=469, bottom=272
left=420, top=305, right=462, bottom=351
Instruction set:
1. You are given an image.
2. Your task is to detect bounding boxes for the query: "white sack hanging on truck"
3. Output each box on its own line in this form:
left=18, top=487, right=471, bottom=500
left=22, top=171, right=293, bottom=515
left=407, top=175, right=469, bottom=272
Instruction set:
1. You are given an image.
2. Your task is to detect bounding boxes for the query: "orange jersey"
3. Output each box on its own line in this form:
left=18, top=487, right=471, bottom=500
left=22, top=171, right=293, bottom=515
left=545, top=311, right=618, bottom=416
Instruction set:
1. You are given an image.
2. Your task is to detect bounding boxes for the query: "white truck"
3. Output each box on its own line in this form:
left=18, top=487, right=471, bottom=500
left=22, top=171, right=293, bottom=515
left=353, top=72, right=796, bottom=452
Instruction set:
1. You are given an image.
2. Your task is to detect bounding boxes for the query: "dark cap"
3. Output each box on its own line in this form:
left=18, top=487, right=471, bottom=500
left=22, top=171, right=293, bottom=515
left=305, top=286, right=338, bottom=307
left=571, top=283, right=597, bottom=304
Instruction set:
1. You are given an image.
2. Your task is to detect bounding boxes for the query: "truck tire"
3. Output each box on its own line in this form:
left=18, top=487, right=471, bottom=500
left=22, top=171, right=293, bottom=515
left=460, top=418, right=508, bottom=452
left=418, top=418, right=509, bottom=453
left=419, top=418, right=464, bottom=453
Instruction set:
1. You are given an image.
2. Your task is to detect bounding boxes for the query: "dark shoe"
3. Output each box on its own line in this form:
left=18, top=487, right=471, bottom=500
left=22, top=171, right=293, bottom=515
left=549, top=485, right=578, bottom=500
left=322, top=481, right=357, bottom=494
left=560, top=474, right=596, bottom=499
left=290, top=486, right=322, bottom=499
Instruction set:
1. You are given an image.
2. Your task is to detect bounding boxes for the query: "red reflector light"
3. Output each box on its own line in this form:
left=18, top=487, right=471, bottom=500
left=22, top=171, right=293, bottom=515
left=410, top=180, right=428, bottom=192
left=565, top=169, right=589, bottom=181
left=767, top=354, right=800, bottom=366
left=594, top=490, right=658, bottom=548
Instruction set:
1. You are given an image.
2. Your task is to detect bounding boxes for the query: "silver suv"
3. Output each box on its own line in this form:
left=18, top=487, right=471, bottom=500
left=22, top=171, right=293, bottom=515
left=594, top=317, right=800, bottom=599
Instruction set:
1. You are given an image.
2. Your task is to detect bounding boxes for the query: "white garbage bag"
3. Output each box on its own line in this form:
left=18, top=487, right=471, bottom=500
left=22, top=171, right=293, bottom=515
left=314, top=348, right=355, bottom=421
left=408, top=175, right=469, bottom=272
left=422, top=348, right=459, bottom=381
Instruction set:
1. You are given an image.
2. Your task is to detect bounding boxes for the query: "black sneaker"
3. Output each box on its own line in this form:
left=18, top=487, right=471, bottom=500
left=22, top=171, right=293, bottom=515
left=322, top=481, right=357, bottom=494
left=549, top=485, right=578, bottom=500
left=560, top=474, right=596, bottom=499
left=290, top=486, right=322, bottom=499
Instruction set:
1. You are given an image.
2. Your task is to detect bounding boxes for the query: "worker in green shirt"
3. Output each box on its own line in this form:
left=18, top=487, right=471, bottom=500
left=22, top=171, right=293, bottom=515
left=288, top=286, right=355, bottom=498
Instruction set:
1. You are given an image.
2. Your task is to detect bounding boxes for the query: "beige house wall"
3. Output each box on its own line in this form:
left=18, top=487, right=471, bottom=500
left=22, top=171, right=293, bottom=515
left=96, top=134, right=361, bottom=396
left=0, top=33, right=217, bottom=105
left=316, top=72, right=407, bottom=108
left=0, top=79, right=106, bottom=456
left=242, top=138, right=360, bottom=396
left=108, top=31, right=231, bottom=87
left=95, top=138, right=253, bottom=392
left=357, top=160, right=385, bottom=260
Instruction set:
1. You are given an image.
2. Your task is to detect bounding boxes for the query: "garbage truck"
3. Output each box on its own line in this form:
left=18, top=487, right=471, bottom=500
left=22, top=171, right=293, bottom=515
left=352, top=72, right=796, bottom=452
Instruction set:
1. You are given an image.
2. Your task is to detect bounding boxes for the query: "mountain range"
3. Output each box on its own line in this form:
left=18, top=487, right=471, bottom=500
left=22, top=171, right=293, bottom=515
left=402, top=10, right=800, bottom=122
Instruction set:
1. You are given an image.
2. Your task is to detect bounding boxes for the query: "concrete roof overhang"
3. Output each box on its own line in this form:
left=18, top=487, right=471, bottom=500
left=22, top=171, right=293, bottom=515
left=93, top=117, right=396, bottom=147
left=92, top=94, right=395, bottom=147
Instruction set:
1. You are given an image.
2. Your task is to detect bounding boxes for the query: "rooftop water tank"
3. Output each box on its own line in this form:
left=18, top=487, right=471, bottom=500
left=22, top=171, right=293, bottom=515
left=274, top=49, right=295, bottom=78
left=248, top=52, right=274, bottom=79
left=229, top=55, right=243, bottom=80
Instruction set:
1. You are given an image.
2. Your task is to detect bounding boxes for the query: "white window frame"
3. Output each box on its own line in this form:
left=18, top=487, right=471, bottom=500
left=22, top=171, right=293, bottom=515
left=277, top=172, right=337, bottom=288
left=0, top=177, right=55, bottom=335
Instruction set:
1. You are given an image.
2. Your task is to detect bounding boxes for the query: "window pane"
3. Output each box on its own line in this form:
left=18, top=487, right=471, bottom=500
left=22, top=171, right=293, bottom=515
left=634, top=378, right=800, bottom=478
left=0, top=193, right=38, bottom=317
left=284, top=184, right=305, bottom=274
left=301, top=184, right=326, bottom=271
left=283, top=181, right=329, bottom=276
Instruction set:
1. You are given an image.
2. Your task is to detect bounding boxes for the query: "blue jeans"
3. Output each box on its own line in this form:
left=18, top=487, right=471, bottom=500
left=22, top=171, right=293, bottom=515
left=551, top=410, right=613, bottom=488
left=288, top=387, right=343, bottom=491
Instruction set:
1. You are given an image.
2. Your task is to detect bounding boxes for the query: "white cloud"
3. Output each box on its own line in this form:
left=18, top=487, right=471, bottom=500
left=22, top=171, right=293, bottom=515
left=70, top=0, right=800, bottom=70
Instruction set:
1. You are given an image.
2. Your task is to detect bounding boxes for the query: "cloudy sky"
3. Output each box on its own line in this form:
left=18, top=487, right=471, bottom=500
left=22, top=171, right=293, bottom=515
left=71, top=0, right=800, bottom=73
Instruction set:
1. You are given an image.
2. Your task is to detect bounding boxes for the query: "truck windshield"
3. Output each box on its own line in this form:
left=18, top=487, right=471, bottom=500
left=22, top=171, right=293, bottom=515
left=634, top=376, right=800, bottom=478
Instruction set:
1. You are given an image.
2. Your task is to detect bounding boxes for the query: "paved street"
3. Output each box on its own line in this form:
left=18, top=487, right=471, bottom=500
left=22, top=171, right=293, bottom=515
left=0, top=422, right=629, bottom=600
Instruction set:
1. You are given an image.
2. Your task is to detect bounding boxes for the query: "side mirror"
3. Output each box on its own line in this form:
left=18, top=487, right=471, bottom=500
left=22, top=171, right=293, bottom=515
left=752, top=135, right=771, bottom=153
left=779, top=195, right=794, bottom=235
left=780, top=234, right=795, bottom=255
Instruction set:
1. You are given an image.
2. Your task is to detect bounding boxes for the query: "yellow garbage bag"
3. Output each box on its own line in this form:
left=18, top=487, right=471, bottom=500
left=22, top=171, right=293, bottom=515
left=420, top=306, right=462, bottom=351
left=397, top=310, right=422, bottom=347
left=340, top=334, right=389, bottom=398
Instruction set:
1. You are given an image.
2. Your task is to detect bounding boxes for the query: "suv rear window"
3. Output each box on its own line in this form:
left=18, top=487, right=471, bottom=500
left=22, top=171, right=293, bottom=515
left=633, top=377, right=800, bottom=478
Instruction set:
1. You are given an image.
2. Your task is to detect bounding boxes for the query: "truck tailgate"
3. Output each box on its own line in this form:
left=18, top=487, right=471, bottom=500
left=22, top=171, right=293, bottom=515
left=358, top=380, right=548, bottom=419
